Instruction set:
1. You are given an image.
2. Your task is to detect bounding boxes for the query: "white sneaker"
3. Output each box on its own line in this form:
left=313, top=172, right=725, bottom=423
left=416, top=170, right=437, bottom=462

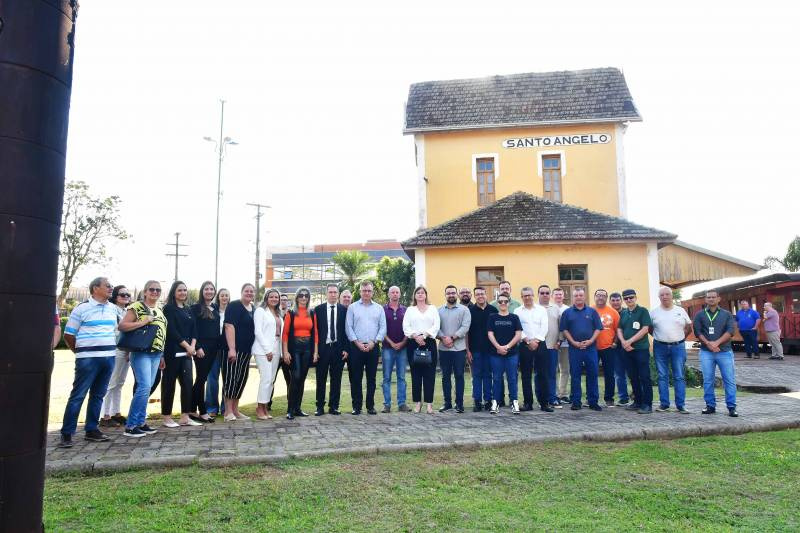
left=161, top=419, right=180, bottom=428
left=180, top=418, right=202, bottom=426
left=490, top=400, right=499, bottom=414
left=511, top=400, right=520, bottom=414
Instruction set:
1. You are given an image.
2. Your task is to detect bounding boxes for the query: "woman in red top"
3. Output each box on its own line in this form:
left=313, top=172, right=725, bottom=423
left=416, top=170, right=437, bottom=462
left=282, top=287, right=318, bottom=419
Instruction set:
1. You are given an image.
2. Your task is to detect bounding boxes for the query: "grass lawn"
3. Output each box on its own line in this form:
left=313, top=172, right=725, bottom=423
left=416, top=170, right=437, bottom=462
left=45, top=429, right=800, bottom=532
left=49, top=349, right=734, bottom=425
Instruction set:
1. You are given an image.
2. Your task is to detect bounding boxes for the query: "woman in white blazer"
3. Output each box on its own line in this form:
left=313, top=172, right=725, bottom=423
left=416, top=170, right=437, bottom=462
left=253, top=289, right=283, bottom=420
left=402, top=286, right=441, bottom=414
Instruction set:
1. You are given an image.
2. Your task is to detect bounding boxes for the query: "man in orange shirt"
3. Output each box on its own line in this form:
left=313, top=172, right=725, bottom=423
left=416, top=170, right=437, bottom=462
left=593, top=289, right=620, bottom=407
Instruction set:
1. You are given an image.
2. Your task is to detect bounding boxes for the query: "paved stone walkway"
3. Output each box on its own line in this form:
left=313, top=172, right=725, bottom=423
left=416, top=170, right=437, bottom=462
left=686, top=350, right=800, bottom=392
left=46, top=393, right=800, bottom=473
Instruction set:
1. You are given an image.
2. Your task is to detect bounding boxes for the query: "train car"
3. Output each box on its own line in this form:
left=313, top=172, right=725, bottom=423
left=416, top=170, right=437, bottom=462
left=681, top=273, right=800, bottom=354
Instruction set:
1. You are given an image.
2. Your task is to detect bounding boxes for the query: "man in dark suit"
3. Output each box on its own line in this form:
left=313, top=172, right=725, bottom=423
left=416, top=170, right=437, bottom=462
left=313, top=283, right=349, bottom=415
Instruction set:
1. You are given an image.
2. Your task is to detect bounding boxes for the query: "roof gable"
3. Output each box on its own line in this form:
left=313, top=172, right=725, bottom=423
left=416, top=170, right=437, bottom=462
left=402, top=192, right=675, bottom=248
left=404, top=67, right=641, bottom=134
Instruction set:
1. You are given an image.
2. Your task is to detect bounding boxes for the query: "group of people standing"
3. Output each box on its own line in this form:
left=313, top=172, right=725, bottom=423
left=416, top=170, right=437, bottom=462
left=58, top=274, right=752, bottom=448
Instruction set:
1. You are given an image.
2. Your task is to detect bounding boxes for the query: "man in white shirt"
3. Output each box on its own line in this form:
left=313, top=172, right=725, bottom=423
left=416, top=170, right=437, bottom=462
left=650, top=286, right=692, bottom=413
left=514, top=287, right=552, bottom=412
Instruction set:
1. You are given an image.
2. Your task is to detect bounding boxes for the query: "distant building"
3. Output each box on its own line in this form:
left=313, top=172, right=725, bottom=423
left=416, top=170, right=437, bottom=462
left=265, top=240, right=409, bottom=297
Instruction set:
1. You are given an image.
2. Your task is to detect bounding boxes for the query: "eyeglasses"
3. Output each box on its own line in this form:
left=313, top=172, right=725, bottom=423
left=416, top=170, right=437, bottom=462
left=104, top=283, right=113, bottom=288
left=147, top=288, right=162, bottom=293
left=118, top=293, right=131, bottom=298
left=539, top=291, right=550, bottom=295
left=623, top=295, right=635, bottom=300
left=498, top=300, right=509, bottom=305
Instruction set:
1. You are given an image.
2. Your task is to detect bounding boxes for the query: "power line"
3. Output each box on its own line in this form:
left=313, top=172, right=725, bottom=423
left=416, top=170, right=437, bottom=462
left=165, top=232, right=189, bottom=282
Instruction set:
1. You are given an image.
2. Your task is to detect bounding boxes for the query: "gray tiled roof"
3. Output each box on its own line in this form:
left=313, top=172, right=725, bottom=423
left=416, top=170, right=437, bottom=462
left=402, top=192, right=675, bottom=248
left=404, top=67, right=641, bottom=133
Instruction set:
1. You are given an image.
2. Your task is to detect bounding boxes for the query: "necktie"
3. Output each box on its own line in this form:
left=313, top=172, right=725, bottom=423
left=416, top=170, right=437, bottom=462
left=330, top=305, right=336, bottom=343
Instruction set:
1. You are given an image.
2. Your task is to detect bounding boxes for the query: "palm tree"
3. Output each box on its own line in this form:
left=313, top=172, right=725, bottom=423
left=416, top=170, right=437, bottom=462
left=332, top=250, right=371, bottom=294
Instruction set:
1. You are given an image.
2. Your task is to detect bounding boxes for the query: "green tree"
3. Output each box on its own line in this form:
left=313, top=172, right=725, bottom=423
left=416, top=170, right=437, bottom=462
left=331, top=250, right=371, bottom=295
left=58, top=181, right=130, bottom=305
left=765, top=236, right=800, bottom=272
left=375, top=257, right=415, bottom=306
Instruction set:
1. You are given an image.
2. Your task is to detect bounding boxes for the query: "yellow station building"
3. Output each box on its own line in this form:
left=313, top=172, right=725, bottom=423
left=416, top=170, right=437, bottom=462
left=401, top=68, right=760, bottom=306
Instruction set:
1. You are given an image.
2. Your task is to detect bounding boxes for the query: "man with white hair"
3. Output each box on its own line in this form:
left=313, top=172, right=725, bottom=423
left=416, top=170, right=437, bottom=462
left=650, top=286, right=692, bottom=413
left=762, top=302, right=784, bottom=360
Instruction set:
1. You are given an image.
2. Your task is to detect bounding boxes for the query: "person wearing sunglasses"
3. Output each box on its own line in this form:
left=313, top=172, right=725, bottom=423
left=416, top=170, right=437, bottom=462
left=99, top=285, right=133, bottom=428
left=120, top=280, right=167, bottom=438
left=616, top=289, right=653, bottom=414
left=282, top=287, right=318, bottom=419
left=559, top=287, right=603, bottom=411
left=58, top=277, right=119, bottom=448
left=486, top=296, right=523, bottom=414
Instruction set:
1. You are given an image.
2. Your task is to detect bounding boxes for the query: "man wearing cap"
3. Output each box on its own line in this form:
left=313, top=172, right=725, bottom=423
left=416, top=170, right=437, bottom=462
left=559, top=288, right=603, bottom=411
left=693, top=289, right=738, bottom=417
left=617, top=289, right=653, bottom=414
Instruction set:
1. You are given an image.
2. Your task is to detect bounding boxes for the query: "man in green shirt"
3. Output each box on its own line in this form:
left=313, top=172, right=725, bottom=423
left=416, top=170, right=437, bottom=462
left=617, top=289, right=653, bottom=414
left=490, top=280, right=521, bottom=313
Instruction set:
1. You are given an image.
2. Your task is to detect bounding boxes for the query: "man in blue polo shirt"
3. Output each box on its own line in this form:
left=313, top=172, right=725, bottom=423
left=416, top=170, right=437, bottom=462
left=736, top=300, right=761, bottom=359
left=59, top=277, right=118, bottom=448
left=559, top=287, right=603, bottom=411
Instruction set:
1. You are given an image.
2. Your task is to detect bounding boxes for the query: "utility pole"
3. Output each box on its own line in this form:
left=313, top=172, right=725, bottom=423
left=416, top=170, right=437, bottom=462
left=246, top=203, right=270, bottom=293
left=165, top=232, right=189, bottom=282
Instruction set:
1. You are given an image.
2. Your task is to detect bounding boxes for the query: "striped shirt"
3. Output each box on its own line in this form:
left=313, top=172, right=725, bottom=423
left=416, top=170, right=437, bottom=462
left=64, top=297, right=119, bottom=358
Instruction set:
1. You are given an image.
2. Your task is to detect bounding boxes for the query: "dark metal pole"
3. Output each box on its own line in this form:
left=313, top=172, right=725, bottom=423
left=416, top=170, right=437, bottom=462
left=214, top=99, right=225, bottom=287
left=0, top=1, right=78, bottom=530
left=165, top=232, right=188, bottom=282
left=246, top=203, right=270, bottom=293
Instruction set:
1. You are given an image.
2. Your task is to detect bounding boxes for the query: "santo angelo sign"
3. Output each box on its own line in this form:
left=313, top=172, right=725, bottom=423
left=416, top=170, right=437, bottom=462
left=503, top=133, right=611, bottom=149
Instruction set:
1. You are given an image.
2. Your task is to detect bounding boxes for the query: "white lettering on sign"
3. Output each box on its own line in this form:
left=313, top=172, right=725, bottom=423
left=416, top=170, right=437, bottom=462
left=503, top=133, right=611, bottom=149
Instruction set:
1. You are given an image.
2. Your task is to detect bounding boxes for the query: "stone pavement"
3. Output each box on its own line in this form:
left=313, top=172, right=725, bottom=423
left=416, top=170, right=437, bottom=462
left=686, top=350, right=800, bottom=392
left=46, top=393, right=800, bottom=474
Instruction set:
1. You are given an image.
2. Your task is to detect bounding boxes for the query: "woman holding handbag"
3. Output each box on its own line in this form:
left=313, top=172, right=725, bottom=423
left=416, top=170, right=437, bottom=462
left=402, top=286, right=441, bottom=414
left=253, top=288, right=283, bottom=420
left=161, top=281, right=201, bottom=428
left=120, top=280, right=167, bottom=438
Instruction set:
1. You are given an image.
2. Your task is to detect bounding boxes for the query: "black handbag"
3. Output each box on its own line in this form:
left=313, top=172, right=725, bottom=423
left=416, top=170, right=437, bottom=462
left=117, top=305, right=159, bottom=352
left=413, top=346, right=432, bottom=365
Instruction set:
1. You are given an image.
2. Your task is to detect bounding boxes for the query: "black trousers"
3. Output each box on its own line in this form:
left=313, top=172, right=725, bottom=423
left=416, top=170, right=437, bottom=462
left=191, top=339, right=217, bottom=414
left=348, top=343, right=379, bottom=411
left=532, top=342, right=552, bottom=408
left=287, top=338, right=313, bottom=414
left=316, top=342, right=346, bottom=410
left=519, top=343, right=535, bottom=406
left=222, top=352, right=251, bottom=400
left=409, top=338, right=438, bottom=404
left=161, top=353, right=193, bottom=415
left=267, top=359, right=291, bottom=410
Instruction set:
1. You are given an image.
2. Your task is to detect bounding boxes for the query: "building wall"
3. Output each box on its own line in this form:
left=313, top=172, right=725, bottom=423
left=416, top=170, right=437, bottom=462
left=419, top=242, right=652, bottom=306
left=421, top=122, right=621, bottom=227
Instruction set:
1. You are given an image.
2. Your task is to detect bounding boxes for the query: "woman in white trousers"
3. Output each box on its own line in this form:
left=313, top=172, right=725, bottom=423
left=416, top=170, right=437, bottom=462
left=100, top=285, right=133, bottom=427
left=253, top=289, right=283, bottom=420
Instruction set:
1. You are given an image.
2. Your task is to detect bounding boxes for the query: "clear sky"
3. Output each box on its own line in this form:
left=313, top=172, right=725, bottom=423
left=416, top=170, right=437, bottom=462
left=65, top=1, right=799, bottom=295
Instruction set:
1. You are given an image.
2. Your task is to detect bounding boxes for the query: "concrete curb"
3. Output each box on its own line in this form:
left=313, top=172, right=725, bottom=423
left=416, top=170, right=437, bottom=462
left=45, top=416, right=800, bottom=475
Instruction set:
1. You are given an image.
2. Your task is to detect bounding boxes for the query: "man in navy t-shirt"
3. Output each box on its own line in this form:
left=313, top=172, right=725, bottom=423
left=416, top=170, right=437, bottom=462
left=487, top=296, right=523, bottom=414
left=735, top=300, right=761, bottom=359
left=559, top=287, right=603, bottom=411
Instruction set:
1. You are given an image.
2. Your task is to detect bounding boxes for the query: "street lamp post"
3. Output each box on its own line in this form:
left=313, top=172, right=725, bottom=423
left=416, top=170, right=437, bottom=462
left=204, top=99, right=238, bottom=287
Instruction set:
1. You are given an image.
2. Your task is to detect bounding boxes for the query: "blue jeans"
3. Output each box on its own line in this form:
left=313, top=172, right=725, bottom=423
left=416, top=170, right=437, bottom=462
left=491, top=354, right=519, bottom=403
left=615, top=354, right=629, bottom=403
left=471, top=350, right=493, bottom=403
left=547, top=349, right=558, bottom=404
left=439, top=350, right=467, bottom=408
left=61, top=356, right=115, bottom=435
left=205, top=351, right=222, bottom=415
left=568, top=346, right=599, bottom=406
left=700, top=349, right=736, bottom=409
left=654, top=341, right=687, bottom=409
left=382, top=346, right=408, bottom=407
left=598, top=347, right=617, bottom=403
left=127, top=351, right=162, bottom=429
left=741, top=330, right=758, bottom=355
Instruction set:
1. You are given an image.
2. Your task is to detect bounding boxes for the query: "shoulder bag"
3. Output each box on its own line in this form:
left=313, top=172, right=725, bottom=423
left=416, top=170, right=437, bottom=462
left=117, top=303, right=159, bottom=352
left=413, top=345, right=432, bottom=365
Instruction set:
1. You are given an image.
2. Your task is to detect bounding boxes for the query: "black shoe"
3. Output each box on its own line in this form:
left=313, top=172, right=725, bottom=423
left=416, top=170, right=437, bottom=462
left=498, top=400, right=507, bottom=408
left=329, top=408, right=341, bottom=415
left=540, top=406, right=554, bottom=413
left=571, top=403, right=581, bottom=410
left=58, top=433, right=73, bottom=448
left=701, top=406, right=716, bottom=414
left=473, top=403, right=482, bottom=412
left=398, top=404, right=411, bottom=412
left=111, top=414, right=127, bottom=425
left=455, top=405, right=464, bottom=413
left=588, top=404, right=602, bottom=412
left=625, top=404, right=641, bottom=411
left=367, top=408, right=377, bottom=415
left=296, top=410, right=309, bottom=417
left=559, top=396, right=570, bottom=404
left=350, top=409, right=361, bottom=415
left=286, top=412, right=295, bottom=420
left=438, top=405, right=452, bottom=413
left=728, top=408, right=739, bottom=417
left=123, top=427, right=145, bottom=438
left=188, top=413, right=205, bottom=423
left=617, top=398, right=630, bottom=406
left=484, top=401, right=492, bottom=411
left=637, top=406, right=653, bottom=414
left=315, top=409, right=324, bottom=416
left=85, top=429, right=110, bottom=442
left=139, top=424, right=158, bottom=435
left=745, top=354, right=752, bottom=358
left=521, top=403, right=534, bottom=412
